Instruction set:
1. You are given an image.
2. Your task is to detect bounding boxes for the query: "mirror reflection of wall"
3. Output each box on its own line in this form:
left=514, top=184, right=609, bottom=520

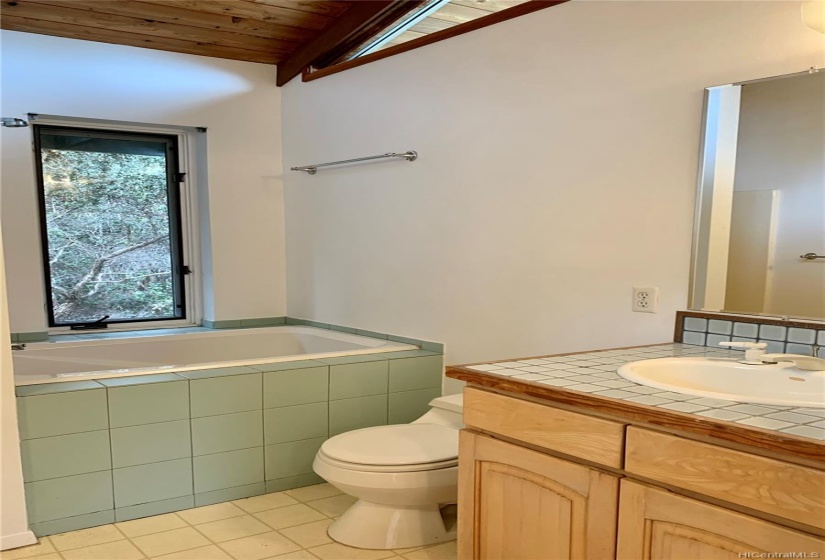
left=691, top=70, right=825, bottom=321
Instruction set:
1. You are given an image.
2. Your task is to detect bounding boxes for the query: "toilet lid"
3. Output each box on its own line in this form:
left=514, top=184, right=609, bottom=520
left=321, top=424, right=458, bottom=466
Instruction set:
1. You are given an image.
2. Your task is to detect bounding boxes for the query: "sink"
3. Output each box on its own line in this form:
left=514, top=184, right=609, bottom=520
left=617, top=357, right=825, bottom=408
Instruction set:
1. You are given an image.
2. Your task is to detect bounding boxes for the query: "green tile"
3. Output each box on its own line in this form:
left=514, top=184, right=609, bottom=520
left=202, top=319, right=215, bottom=328
left=389, top=356, right=443, bottom=393
left=315, top=355, right=388, bottom=366
left=176, top=366, right=259, bottom=380
left=264, top=438, right=326, bottom=480
left=377, top=350, right=440, bottom=360
left=21, top=430, right=111, bottom=482
left=16, top=331, right=50, bottom=342
left=108, top=380, right=189, bottom=428
left=10, top=333, right=18, bottom=342
left=30, top=510, right=115, bottom=537
left=328, top=325, right=357, bottom=334
left=17, top=389, right=108, bottom=439
left=329, top=395, right=387, bottom=436
left=240, top=317, right=286, bottom=327
left=285, top=317, right=303, bottom=325
left=193, top=447, right=264, bottom=494
left=16, top=381, right=105, bottom=397
left=113, top=458, right=193, bottom=508
left=195, top=483, right=266, bottom=507
left=387, top=334, right=423, bottom=346
left=98, top=374, right=185, bottom=387
left=263, top=366, right=328, bottom=408
left=389, top=388, right=443, bottom=424
left=421, top=341, right=444, bottom=352
left=264, top=403, right=327, bottom=444
left=192, top=411, right=263, bottom=456
left=25, top=471, right=114, bottom=523
left=190, top=373, right=262, bottom=418
left=253, top=360, right=327, bottom=374
left=355, top=329, right=389, bottom=340
left=115, top=495, right=194, bottom=522
left=329, top=361, right=388, bottom=400
left=265, top=473, right=325, bottom=493
left=209, top=320, right=241, bottom=329
left=111, top=420, right=191, bottom=468
left=305, top=320, right=330, bottom=329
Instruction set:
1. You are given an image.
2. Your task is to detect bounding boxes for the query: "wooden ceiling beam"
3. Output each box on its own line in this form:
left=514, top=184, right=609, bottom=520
left=238, top=0, right=352, bottom=19
left=0, top=15, right=284, bottom=63
left=275, top=0, right=426, bottom=87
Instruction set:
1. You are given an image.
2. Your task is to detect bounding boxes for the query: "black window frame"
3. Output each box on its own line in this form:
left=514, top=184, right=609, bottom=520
left=33, top=124, right=189, bottom=328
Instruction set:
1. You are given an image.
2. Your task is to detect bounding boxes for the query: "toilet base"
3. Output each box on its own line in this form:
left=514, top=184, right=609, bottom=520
left=327, top=499, right=456, bottom=550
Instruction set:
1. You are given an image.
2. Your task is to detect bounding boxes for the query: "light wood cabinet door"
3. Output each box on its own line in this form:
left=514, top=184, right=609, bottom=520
left=458, top=430, right=620, bottom=560
left=617, top=480, right=825, bottom=560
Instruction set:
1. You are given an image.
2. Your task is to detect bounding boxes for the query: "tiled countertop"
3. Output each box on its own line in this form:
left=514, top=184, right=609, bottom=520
left=447, top=343, right=825, bottom=463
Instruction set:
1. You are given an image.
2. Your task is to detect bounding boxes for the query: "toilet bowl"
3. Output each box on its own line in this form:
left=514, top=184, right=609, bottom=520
left=312, top=393, right=464, bottom=550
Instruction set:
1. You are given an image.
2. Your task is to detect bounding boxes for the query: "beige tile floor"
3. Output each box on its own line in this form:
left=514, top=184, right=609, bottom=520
left=1, top=485, right=457, bottom=560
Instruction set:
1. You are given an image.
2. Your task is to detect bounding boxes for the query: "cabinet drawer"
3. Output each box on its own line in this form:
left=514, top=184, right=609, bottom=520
left=463, top=387, right=625, bottom=468
left=625, top=427, right=825, bottom=530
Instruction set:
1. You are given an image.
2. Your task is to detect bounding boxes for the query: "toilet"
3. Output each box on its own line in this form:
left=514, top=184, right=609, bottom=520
left=313, top=393, right=464, bottom=550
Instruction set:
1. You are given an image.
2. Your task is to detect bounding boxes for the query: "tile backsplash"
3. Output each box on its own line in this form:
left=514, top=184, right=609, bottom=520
left=676, top=311, right=825, bottom=357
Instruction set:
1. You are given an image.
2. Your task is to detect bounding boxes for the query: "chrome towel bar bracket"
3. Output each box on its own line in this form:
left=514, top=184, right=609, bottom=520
left=290, top=151, right=418, bottom=175
left=800, top=253, right=825, bottom=260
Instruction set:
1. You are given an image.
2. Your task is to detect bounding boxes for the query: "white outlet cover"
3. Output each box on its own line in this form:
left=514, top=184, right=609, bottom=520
left=632, top=287, right=659, bottom=313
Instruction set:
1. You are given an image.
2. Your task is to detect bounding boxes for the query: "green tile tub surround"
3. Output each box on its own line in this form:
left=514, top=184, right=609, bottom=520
left=388, top=355, right=443, bottom=393
left=195, top=482, right=266, bottom=507
left=183, top=369, right=262, bottom=418
left=262, top=364, right=329, bottom=408
left=193, top=447, right=264, bottom=494
left=20, top=430, right=111, bottom=482
left=328, top=360, right=389, bottom=401
left=111, top=420, right=191, bottom=468
left=31, top=510, right=115, bottom=538
left=25, top=470, right=114, bottom=523
left=389, top=387, right=443, bottom=424
left=266, top=473, right=325, bottom=493
left=115, top=495, right=195, bottom=523
left=17, top=385, right=108, bottom=440
left=329, top=394, right=388, bottom=436
left=113, top=458, right=193, bottom=508
left=13, top=331, right=50, bottom=342
left=264, top=402, right=328, bottom=444
left=104, top=376, right=189, bottom=428
left=265, top=437, right=327, bottom=481
left=191, top=410, right=263, bottom=456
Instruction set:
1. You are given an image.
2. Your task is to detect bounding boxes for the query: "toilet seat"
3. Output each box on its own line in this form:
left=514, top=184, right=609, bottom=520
left=320, top=424, right=458, bottom=470
left=316, top=449, right=458, bottom=473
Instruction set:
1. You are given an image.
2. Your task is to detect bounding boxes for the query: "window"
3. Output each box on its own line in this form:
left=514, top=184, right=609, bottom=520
left=34, top=125, right=190, bottom=328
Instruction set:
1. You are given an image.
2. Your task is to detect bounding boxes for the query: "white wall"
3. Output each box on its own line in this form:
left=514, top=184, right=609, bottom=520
left=0, top=31, right=286, bottom=332
left=0, top=222, right=36, bottom=549
left=282, top=1, right=824, bottom=379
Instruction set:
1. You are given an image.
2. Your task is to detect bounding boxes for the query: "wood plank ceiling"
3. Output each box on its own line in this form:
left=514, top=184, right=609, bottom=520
left=0, top=0, right=356, bottom=65
left=0, top=0, right=533, bottom=84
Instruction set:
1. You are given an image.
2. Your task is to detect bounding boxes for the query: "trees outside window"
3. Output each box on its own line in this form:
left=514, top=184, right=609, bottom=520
left=35, top=126, right=187, bottom=327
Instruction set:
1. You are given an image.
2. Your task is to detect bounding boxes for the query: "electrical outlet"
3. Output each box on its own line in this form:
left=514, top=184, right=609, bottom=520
left=632, top=287, right=659, bottom=313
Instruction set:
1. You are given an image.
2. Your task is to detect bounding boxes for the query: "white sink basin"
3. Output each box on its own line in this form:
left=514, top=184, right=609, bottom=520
left=618, top=357, right=825, bottom=408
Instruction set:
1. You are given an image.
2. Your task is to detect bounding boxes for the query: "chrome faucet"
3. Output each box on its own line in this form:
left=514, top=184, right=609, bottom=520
left=11, top=343, right=26, bottom=351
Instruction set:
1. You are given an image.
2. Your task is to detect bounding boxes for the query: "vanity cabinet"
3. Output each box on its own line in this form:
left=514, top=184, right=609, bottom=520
left=458, top=386, right=825, bottom=560
left=458, top=431, right=619, bottom=560
left=617, top=480, right=824, bottom=559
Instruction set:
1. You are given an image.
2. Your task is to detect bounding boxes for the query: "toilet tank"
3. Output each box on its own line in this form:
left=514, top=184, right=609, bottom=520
left=412, top=393, right=464, bottom=428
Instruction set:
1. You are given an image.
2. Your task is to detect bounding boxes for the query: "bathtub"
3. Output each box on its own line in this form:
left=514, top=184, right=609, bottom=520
left=13, top=326, right=416, bottom=385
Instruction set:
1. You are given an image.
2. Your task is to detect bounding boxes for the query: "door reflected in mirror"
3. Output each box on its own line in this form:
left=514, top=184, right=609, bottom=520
left=690, top=69, right=824, bottom=321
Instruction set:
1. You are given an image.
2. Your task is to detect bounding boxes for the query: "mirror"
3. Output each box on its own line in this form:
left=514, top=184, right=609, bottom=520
left=690, top=69, right=825, bottom=321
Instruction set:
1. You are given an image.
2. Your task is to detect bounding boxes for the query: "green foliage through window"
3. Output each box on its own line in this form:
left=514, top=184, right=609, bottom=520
left=35, top=127, right=185, bottom=326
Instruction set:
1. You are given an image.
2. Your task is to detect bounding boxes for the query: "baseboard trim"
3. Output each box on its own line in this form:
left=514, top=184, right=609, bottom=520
left=0, top=529, right=37, bottom=551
